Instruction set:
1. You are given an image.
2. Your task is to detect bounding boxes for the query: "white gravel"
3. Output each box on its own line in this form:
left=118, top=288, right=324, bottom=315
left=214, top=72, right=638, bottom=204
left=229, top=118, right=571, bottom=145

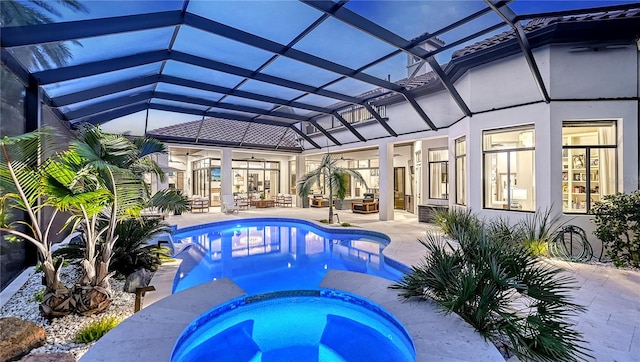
left=0, top=264, right=136, bottom=360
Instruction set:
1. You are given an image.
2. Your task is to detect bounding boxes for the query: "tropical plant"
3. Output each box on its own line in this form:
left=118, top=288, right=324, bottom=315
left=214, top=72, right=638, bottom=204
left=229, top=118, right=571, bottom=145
left=297, top=154, right=367, bottom=224
left=45, top=125, right=166, bottom=315
left=590, top=191, right=640, bottom=268
left=74, top=316, right=122, bottom=343
left=519, top=206, right=566, bottom=256
left=54, top=217, right=170, bottom=277
left=391, top=227, right=591, bottom=361
left=0, top=130, right=76, bottom=317
left=486, top=216, right=524, bottom=246
left=432, top=207, right=481, bottom=238
left=147, top=188, right=189, bottom=215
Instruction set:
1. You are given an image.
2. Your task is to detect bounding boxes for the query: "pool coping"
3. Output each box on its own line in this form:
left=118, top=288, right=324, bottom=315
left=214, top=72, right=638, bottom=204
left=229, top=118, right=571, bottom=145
left=80, top=271, right=503, bottom=361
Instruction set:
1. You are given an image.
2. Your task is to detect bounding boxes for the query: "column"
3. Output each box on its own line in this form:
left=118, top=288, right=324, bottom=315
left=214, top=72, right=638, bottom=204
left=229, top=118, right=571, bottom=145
left=379, top=143, right=394, bottom=221
left=296, top=155, right=306, bottom=208
left=221, top=149, right=233, bottom=197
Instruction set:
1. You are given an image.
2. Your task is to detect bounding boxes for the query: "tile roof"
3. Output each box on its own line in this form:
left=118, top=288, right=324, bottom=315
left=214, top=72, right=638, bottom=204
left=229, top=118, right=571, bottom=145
left=147, top=117, right=302, bottom=150
left=452, top=8, right=640, bottom=59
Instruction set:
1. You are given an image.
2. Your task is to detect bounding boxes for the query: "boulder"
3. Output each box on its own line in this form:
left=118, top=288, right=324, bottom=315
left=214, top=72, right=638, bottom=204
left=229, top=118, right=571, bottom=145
left=0, top=317, right=46, bottom=361
left=123, top=269, right=152, bottom=293
left=20, top=353, right=75, bottom=362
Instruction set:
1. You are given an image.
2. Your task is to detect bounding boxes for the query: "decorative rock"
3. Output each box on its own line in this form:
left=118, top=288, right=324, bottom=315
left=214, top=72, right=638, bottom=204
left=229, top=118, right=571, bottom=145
left=0, top=317, right=46, bottom=361
left=123, top=269, right=152, bottom=293
left=19, top=352, right=75, bottom=362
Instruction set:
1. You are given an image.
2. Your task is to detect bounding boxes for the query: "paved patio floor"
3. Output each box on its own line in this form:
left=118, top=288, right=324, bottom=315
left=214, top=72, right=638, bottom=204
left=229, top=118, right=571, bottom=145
left=87, top=206, right=639, bottom=361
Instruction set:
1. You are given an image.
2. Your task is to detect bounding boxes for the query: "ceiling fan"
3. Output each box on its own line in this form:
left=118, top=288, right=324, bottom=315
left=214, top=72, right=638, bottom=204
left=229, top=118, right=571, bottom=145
left=239, top=154, right=266, bottom=162
left=170, top=151, right=204, bottom=158
left=337, top=154, right=355, bottom=161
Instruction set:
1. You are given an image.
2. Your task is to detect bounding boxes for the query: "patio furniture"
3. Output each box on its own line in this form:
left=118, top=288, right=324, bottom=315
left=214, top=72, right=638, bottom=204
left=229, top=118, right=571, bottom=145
left=188, top=197, right=209, bottom=213
left=310, top=195, right=330, bottom=208
left=253, top=199, right=275, bottom=208
left=221, top=195, right=240, bottom=214
left=280, top=194, right=293, bottom=207
left=352, top=194, right=379, bottom=214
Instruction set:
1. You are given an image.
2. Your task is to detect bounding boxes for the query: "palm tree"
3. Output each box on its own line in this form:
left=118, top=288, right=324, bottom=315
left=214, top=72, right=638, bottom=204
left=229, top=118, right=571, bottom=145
left=0, top=130, right=76, bottom=317
left=297, top=154, right=367, bottom=224
left=46, top=125, right=169, bottom=315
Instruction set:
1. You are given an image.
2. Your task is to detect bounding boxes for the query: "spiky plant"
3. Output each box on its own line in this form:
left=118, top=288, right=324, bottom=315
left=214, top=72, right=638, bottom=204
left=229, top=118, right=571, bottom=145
left=297, top=154, right=367, bottom=224
left=54, top=217, right=170, bottom=278
left=391, top=227, right=591, bottom=361
left=432, top=207, right=481, bottom=238
left=486, top=216, right=524, bottom=246
left=519, top=206, right=566, bottom=256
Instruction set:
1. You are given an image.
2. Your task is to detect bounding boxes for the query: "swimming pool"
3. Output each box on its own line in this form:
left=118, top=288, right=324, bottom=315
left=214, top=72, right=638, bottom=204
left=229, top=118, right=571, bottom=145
left=171, top=290, right=416, bottom=362
left=172, top=218, right=407, bottom=295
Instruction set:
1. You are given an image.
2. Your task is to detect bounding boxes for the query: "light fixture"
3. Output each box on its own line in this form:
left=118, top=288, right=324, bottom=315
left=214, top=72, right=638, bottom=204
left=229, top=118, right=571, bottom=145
left=519, top=131, right=534, bottom=148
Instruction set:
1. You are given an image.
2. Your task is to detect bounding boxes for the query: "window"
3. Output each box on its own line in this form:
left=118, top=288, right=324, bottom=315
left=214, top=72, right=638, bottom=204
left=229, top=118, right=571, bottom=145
left=483, top=126, right=535, bottom=211
left=428, top=149, right=448, bottom=199
left=562, top=121, right=616, bottom=213
left=455, top=137, right=466, bottom=205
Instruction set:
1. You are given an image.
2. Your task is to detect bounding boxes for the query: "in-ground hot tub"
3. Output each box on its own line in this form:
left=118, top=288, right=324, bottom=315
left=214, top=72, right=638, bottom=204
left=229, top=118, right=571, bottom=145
left=171, top=290, right=416, bottom=362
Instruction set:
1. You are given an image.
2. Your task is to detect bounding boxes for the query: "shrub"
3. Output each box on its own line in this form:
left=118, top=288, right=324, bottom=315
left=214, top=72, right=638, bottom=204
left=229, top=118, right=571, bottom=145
left=54, top=218, right=170, bottom=277
left=319, top=219, right=329, bottom=224
left=590, top=191, right=640, bottom=268
left=486, top=216, right=523, bottom=246
left=433, top=208, right=481, bottom=238
left=340, top=222, right=351, bottom=227
left=391, top=228, right=591, bottom=361
left=519, top=206, right=565, bottom=257
left=74, top=316, right=122, bottom=343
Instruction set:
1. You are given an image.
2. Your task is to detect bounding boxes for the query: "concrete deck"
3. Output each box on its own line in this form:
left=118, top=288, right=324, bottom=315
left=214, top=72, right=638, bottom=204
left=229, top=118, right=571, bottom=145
left=83, top=207, right=639, bottom=361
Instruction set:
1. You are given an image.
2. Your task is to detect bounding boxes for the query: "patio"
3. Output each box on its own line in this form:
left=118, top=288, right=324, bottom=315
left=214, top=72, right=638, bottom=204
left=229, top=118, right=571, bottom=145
left=80, top=208, right=640, bottom=361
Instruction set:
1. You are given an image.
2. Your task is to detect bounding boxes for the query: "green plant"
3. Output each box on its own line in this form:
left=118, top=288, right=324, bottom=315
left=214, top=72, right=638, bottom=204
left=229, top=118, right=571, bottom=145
left=519, top=206, right=565, bottom=257
left=590, top=191, right=640, bottom=268
left=147, top=189, right=189, bottom=215
left=297, top=154, right=367, bottom=224
left=341, top=222, right=351, bottom=227
left=0, top=129, right=74, bottom=317
left=34, top=257, right=70, bottom=273
left=432, top=208, right=481, bottom=239
left=319, top=219, right=329, bottom=224
left=55, top=218, right=170, bottom=277
left=45, top=125, right=167, bottom=315
left=74, top=316, right=122, bottom=343
left=32, top=289, right=45, bottom=303
left=391, top=228, right=591, bottom=361
left=486, top=216, right=523, bottom=246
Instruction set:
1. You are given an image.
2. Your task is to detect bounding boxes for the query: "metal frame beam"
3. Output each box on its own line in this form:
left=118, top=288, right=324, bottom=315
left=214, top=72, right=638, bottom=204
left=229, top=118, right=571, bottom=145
left=485, top=0, right=550, bottom=103
left=65, top=91, right=153, bottom=119
left=183, top=13, right=406, bottom=94
left=154, top=92, right=306, bottom=122
left=288, top=125, right=321, bottom=149
left=46, top=74, right=161, bottom=106
left=0, top=11, right=183, bottom=47
left=307, top=120, right=341, bottom=146
left=73, top=102, right=148, bottom=126
left=33, top=50, right=168, bottom=84
left=302, top=0, right=471, bottom=122
left=364, top=103, right=397, bottom=137
left=331, top=112, right=366, bottom=142
left=149, top=103, right=294, bottom=128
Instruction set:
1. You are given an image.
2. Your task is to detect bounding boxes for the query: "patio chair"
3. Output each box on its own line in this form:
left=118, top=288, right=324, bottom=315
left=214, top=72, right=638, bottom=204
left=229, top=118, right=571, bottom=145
left=221, top=195, right=240, bottom=214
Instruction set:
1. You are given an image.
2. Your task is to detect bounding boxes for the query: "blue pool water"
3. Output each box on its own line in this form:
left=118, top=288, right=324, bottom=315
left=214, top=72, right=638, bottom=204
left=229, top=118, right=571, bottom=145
left=171, top=290, right=416, bottom=362
left=172, top=218, right=406, bottom=295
